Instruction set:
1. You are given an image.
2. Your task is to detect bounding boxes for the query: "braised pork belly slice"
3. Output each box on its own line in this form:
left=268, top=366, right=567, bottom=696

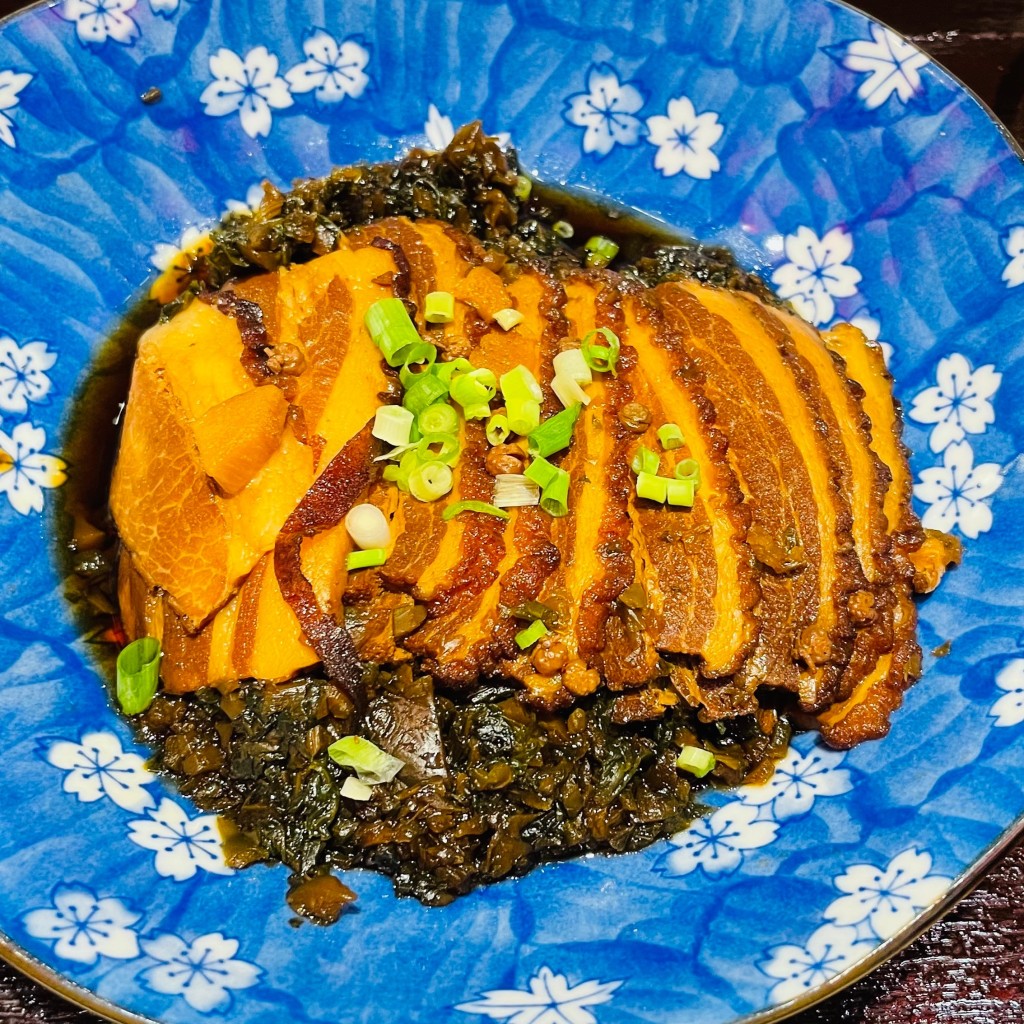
left=112, top=215, right=957, bottom=746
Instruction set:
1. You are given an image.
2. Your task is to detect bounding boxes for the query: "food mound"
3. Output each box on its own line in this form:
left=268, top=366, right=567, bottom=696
left=102, top=124, right=958, bottom=910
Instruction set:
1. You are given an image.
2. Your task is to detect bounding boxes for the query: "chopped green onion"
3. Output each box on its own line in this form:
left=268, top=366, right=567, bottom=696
left=442, top=500, right=511, bottom=522
left=327, top=735, right=404, bottom=784
left=507, top=398, right=541, bottom=436
left=658, top=423, right=685, bottom=450
left=382, top=465, right=402, bottom=483
left=528, top=404, right=582, bottom=457
left=509, top=600, right=560, bottom=627
left=372, top=405, right=415, bottom=447
left=424, top=291, right=455, bottom=324
left=636, top=471, right=669, bottom=503
left=667, top=478, right=696, bottom=507
left=486, top=413, right=511, bottom=446
left=433, top=357, right=474, bottom=384
left=674, top=458, right=700, bottom=482
left=403, top=373, right=449, bottom=416
left=416, top=432, right=460, bottom=465
left=494, top=307, right=524, bottom=332
left=552, top=348, right=593, bottom=386
left=630, top=445, right=660, bottom=476
left=364, top=297, right=424, bottom=367
left=450, top=367, right=498, bottom=408
left=513, top=174, right=532, bottom=201
left=540, top=468, right=570, bottom=517
left=524, top=455, right=558, bottom=489
left=584, top=234, right=620, bottom=268
left=500, top=364, right=543, bottom=404
left=552, top=372, right=591, bottom=409
left=515, top=618, right=549, bottom=649
left=462, top=402, right=492, bottom=421
left=581, top=327, right=621, bottom=375
left=398, top=343, right=438, bottom=387
left=409, top=461, right=454, bottom=502
left=345, top=503, right=391, bottom=549
left=493, top=473, right=541, bottom=508
left=340, top=776, right=374, bottom=801
left=417, top=403, right=459, bottom=436
left=552, top=220, right=574, bottom=239
left=373, top=441, right=418, bottom=463
left=346, top=547, right=388, bottom=571
left=675, top=745, right=716, bottom=778
left=116, top=637, right=160, bottom=715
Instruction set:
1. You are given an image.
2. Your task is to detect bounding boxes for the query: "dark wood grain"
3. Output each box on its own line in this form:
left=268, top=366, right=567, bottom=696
left=1, top=1, right=1023, bottom=1022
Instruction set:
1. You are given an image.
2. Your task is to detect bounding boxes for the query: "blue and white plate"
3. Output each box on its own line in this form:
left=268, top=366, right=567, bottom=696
left=0, top=1, right=1021, bottom=1022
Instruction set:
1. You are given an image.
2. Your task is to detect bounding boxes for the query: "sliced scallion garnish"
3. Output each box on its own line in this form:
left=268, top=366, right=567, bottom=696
left=450, top=367, right=498, bottom=409
left=552, top=372, right=591, bottom=410
left=539, top=467, right=570, bottom=517
left=402, top=373, right=449, bottom=416
left=657, top=423, right=684, bottom=450
left=116, top=637, right=160, bottom=715
left=513, top=174, right=532, bottom=201
left=552, top=220, right=574, bottom=239
left=493, top=473, right=541, bottom=508
left=674, top=458, right=700, bottom=482
left=432, top=357, right=474, bottom=384
left=346, top=547, right=388, bottom=571
left=515, top=618, right=549, bottom=650
left=552, top=347, right=592, bottom=386
left=398, top=342, right=438, bottom=387
left=417, top=403, right=459, bottom=437
left=416, top=432, right=460, bottom=465
left=499, top=364, right=543, bottom=405
left=442, top=500, right=511, bottom=522
left=524, top=455, right=558, bottom=489
left=527, top=404, right=582, bottom=458
left=667, top=478, right=696, bottom=507
left=636, top=471, right=669, bottom=503
left=340, top=776, right=374, bottom=801
left=581, top=327, right=620, bottom=376
left=584, top=234, right=620, bottom=268
left=675, top=745, right=716, bottom=778
left=364, top=297, right=424, bottom=367
left=424, top=291, right=455, bottom=324
left=328, top=735, right=404, bottom=784
left=630, top=445, right=660, bottom=476
left=409, top=461, right=454, bottom=502
left=372, top=405, right=415, bottom=448
left=507, top=398, right=541, bottom=436
left=486, top=413, right=511, bottom=446
left=494, top=307, right=524, bottom=332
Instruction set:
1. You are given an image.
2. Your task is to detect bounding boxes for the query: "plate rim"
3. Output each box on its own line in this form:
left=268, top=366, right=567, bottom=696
left=0, top=0, right=1021, bottom=1021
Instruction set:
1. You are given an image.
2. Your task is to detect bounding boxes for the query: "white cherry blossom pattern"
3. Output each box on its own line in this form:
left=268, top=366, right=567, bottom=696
left=22, top=884, right=141, bottom=966
left=455, top=965, right=622, bottom=1024
left=841, top=23, right=929, bottom=110
left=61, top=0, right=140, bottom=48
left=224, top=182, right=268, bottom=216
left=285, top=30, right=370, bottom=104
left=909, top=353, right=1001, bottom=454
left=661, top=802, right=779, bottom=877
left=563, top=63, right=646, bottom=158
left=771, top=226, right=862, bottom=326
left=425, top=102, right=454, bottom=151
left=138, top=931, right=262, bottom=1013
left=150, top=225, right=208, bottom=273
left=991, top=658, right=1024, bottom=727
left=149, top=0, right=186, bottom=16
left=1002, top=225, right=1024, bottom=287
left=0, top=421, right=66, bottom=515
left=200, top=46, right=293, bottom=140
left=645, top=95, right=723, bottom=179
left=739, top=745, right=852, bottom=820
left=127, top=798, right=234, bottom=881
left=825, top=847, right=951, bottom=941
left=0, top=336, right=55, bottom=414
left=913, top=439, right=1003, bottom=539
left=0, top=69, right=32, bottom=150
left=40, top=730, right=155, bottom=813
left=759, top=923, right=873, bottom=1004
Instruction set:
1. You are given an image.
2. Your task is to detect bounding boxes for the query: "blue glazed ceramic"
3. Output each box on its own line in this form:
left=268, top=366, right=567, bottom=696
left=0, top=1, right=1022, bottom=1022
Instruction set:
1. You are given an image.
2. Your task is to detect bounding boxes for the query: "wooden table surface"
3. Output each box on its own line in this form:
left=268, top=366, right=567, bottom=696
left=1, top=0, right=1023, bottom=1021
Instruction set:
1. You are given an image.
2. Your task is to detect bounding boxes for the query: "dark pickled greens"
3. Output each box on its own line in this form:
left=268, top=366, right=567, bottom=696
left=134, top=666, right=789, bottom=907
